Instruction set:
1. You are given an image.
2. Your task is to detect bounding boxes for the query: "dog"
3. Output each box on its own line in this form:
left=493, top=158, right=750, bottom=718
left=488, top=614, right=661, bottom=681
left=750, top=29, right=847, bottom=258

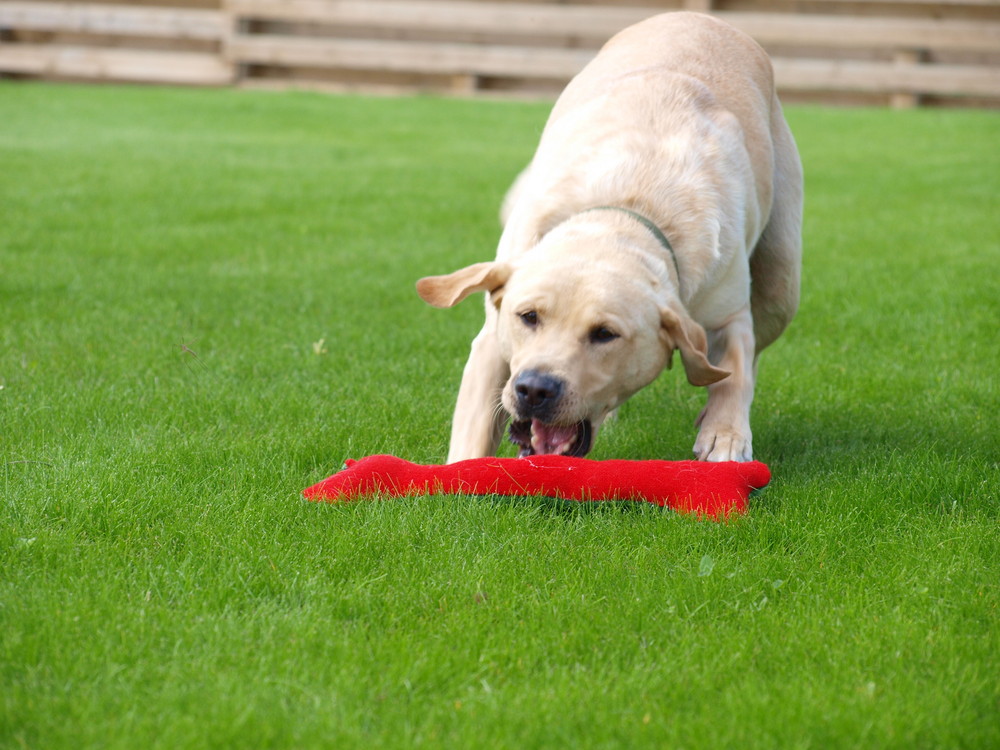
left=416, top=12, right=802, bottom=463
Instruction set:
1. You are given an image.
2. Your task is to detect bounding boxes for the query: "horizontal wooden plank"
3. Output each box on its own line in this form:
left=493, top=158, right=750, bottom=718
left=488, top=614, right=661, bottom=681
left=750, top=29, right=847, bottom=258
left=0, top=44, right=234, bottom=84
left=806, top=0, right=999, bottom=6
left=225, top=1, right=1000, bottom=53
left=0, top=2, right=226, bottom=40
left=229, top=32, right=1000, bottom=98
left=726, top=12, right=1000, bottom=53
left=227, top=34, right=595, bottom=79
left=773, top=57, right=1000, bottom=98
left=225, top=0, right=648, bottom=40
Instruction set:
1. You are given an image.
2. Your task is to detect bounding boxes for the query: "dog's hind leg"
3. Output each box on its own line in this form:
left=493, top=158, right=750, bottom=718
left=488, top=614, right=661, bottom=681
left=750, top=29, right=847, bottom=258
left=694, top=102, right=801, bottom=463
left=749, top=101, right=803, bottom=355
left=447, top=325, right=510, bottom=463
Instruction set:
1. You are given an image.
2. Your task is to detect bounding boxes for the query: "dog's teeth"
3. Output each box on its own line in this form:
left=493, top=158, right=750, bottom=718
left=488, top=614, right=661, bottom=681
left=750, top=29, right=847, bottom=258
left=530, top=422, right=544, bottom=453
left=527, top=420, right=579, bottom=455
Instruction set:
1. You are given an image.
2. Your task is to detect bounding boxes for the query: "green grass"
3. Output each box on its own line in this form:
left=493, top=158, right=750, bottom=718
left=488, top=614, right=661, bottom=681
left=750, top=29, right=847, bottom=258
left=1, top=83, right=997, bottom=749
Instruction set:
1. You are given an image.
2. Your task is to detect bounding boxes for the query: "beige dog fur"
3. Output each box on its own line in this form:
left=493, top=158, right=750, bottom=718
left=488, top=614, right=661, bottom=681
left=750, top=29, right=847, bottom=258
left=417, top=12, right=802, bottom=463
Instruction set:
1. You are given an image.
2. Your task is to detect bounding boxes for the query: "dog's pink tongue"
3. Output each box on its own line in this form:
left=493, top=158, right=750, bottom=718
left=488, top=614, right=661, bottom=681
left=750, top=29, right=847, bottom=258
left=530, top=420, right=578, bottom=455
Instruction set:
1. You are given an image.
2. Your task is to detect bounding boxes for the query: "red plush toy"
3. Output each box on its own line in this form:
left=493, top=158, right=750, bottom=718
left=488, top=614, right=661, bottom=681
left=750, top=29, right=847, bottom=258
left=303, top=454, right=770, bottom=520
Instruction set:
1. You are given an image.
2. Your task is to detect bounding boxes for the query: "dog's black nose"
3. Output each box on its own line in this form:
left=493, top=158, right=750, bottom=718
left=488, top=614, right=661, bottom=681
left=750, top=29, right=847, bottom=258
left=514, top=370, right=564, bottom=417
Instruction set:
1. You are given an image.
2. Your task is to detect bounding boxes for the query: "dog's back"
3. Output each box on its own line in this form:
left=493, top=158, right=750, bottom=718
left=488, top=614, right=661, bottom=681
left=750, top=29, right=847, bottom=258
left=557, top=13, right=774, bottom=121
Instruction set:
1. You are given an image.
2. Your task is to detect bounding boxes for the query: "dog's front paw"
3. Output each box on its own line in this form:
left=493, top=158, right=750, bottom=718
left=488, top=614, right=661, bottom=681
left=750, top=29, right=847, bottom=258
left=693, top=426, right=753, bottom=462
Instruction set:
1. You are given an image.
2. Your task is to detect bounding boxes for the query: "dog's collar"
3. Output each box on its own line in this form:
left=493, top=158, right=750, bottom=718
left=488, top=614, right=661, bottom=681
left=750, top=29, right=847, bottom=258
left=583, top=206, right=683, bottom=295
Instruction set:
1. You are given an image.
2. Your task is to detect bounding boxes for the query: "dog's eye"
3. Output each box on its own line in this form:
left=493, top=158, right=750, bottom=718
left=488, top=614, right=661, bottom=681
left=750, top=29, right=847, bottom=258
left=519, top=311, right=539, bottom=328
left=589, top=326, right=619, bottom=344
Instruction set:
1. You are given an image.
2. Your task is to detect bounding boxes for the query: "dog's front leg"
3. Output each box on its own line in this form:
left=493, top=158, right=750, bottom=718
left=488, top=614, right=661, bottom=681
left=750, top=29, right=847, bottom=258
left=693, top=308, right=756, bottom=462
left=447, top=326, right=509, bottom=463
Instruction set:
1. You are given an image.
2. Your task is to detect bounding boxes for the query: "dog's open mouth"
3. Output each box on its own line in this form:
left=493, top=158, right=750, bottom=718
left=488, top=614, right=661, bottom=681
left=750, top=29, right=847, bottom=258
left=509, top=419, right=593, bottom=458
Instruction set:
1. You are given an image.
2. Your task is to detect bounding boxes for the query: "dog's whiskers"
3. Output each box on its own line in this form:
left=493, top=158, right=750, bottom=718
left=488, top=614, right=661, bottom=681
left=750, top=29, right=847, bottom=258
left=489, top=398, right=508, bottom=426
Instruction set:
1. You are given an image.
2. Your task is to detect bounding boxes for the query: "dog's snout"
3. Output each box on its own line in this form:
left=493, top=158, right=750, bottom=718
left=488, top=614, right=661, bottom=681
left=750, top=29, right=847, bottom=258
left=514, top=370, right=564, bottom=416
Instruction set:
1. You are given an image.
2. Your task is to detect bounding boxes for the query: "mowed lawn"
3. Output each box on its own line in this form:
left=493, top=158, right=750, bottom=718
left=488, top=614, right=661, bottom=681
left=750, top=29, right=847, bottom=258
left=1, top=83, right=997, bottom=749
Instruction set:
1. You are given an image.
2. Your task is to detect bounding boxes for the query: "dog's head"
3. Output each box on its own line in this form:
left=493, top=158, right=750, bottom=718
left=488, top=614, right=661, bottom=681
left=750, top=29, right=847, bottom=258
left=417, top=222, right=728, bottom=457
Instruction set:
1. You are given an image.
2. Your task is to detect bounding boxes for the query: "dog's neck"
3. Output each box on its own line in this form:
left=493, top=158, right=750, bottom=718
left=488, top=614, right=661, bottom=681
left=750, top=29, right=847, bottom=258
left=581, top=206, right=682, bottom=296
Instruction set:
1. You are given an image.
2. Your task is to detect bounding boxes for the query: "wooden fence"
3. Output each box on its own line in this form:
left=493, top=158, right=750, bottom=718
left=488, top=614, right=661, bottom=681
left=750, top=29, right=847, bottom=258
left=1, top=0, right=998, bottom=106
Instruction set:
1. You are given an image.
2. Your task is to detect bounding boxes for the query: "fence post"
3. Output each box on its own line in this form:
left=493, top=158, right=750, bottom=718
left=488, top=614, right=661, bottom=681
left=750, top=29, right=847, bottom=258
left=891, top=48, right=927, bottom=109
left=222, top=0, right=247, bottom=85
left=450, top=73, right=480, bottom=95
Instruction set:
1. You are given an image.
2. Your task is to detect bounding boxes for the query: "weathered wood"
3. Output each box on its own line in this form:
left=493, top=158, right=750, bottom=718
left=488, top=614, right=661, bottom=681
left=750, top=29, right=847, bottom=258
left=227, top=35, right=595, bottom=79
left=772, top=57, right=1000, bottom=99
left=224, top=0, right=649, bottom=41
left=725, top=12, right=1000, bottom=53
left=889, top=49, right=927, bottom=109
left=0, top=2, right=225, bottom=40
left=0, top=44, right=233, bottom=84
left=223, top=0, right=1000, bottom=53
left=227, top=34, right=1000, bottom=100
left=0, top=0, right=996, bottom=105
left=795, top=0, right=998, bottom=6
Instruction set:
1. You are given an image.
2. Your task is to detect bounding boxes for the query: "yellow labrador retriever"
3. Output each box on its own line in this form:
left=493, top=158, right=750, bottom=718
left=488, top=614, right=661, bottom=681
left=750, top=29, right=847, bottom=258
left=417, top=12, right=802, bottom=463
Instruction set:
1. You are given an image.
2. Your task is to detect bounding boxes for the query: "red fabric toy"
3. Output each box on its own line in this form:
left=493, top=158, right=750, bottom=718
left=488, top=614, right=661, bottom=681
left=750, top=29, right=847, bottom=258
left=303, top=454, right=770, bottom=520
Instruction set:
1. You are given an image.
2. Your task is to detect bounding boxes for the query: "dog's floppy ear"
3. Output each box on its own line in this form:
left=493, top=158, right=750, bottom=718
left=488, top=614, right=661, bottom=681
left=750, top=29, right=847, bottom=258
left=660, top=307, right=730, bottom=386
left=416, top=262, right=512, bottom=309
